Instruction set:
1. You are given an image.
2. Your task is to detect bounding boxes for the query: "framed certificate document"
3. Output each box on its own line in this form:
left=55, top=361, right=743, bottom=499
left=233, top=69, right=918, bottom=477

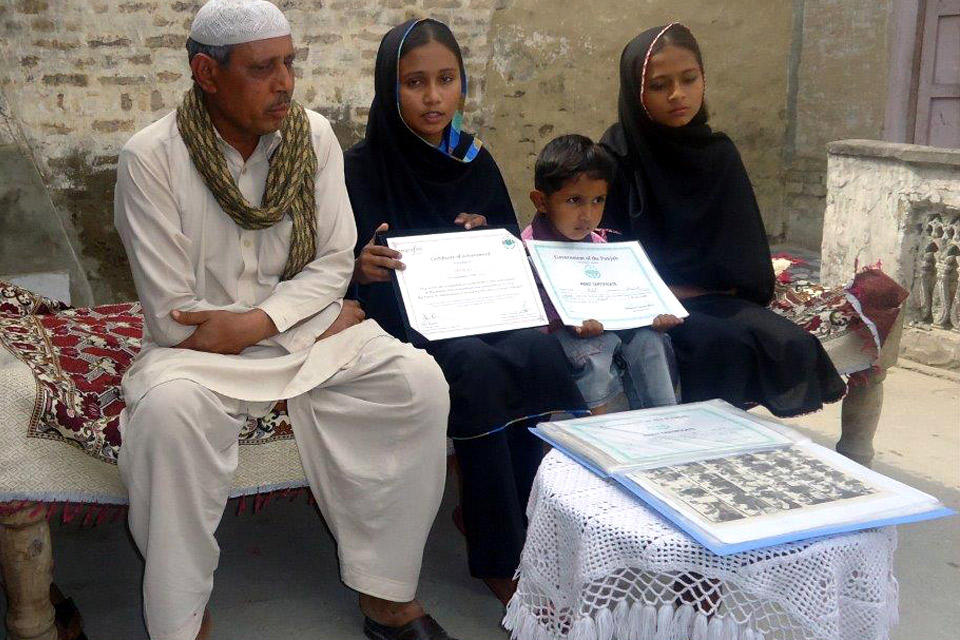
left=384, top=228, right=548, bottom=341
left=525, top=240, right=687, bottom=330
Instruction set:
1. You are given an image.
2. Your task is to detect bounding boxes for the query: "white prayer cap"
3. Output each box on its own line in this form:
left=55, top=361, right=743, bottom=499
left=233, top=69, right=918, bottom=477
left=189, top=0, right=291, bottom=47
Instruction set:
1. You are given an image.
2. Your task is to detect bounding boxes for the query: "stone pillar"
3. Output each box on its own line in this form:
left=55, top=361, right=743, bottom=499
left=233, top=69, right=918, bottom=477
left=821, top=140, right=960, bottom=371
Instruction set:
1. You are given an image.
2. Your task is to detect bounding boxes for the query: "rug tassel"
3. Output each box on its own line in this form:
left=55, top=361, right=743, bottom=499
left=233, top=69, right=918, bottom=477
left=62, top=504, right=77, bottom=524
left=570, top=617, right=598, bottom=640
left=673, top=604, right=695, bottom=638
left=501, top=597, right=522, bottom=638
left=722, top=616, right=740, bottom=640
left=654, top=603, right=674, bottom=640
left=595, top=607, right=614, bottom=640
left=613, top=600, right=631, bottom=639
left=625, top=602, right=645, bottom=640
left=706, top=615, right=724, bottom=640
left=517, top=610, right=538, bottom=640
left=639, top=605, right=657, bottom=640
left=692, top=612, right=709, bottom=640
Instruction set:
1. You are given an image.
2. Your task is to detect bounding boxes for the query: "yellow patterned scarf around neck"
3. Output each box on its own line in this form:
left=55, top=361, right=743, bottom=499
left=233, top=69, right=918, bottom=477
left=176, top=87, right=317, bottom=280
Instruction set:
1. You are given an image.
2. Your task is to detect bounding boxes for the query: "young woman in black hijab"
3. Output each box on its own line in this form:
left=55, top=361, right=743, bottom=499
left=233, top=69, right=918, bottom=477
left=601, top=23, right=846, bottom=417
left=344, top=18, right=585, bottom=605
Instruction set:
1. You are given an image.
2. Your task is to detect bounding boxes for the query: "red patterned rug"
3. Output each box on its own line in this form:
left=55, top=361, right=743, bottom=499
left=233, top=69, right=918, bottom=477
left=0, top=282, right=292, bottom=466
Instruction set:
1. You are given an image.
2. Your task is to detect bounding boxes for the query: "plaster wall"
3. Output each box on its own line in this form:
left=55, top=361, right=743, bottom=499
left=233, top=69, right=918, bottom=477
left=821, top=140, right=960, bottom=370
left=479, top=0, right=794, bottom=237
left=785, top=0, right=893, bottom=250
left=0, top=0, right=500, bottom=302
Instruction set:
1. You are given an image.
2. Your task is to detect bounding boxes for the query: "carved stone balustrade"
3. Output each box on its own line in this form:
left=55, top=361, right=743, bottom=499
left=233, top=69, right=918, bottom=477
left=821, top=140, right=960, bottom=370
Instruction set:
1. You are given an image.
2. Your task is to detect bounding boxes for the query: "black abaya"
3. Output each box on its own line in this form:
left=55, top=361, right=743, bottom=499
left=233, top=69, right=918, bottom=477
left=601, top=24, right=845, bottom=416
left=343, top=18, right=585, bottom=578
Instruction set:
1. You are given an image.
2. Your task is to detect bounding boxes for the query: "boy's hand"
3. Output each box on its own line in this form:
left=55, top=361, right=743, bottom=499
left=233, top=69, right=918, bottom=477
left=354, top=222, right=405, bottom=285
left=573, top=319, right=604, bottom=339
left=651, top=314, right=684, bottom=332
left=173, top=308, right=277, bottom=354
left=454, top=213, right=487, bottom=230
left=316, top=300, right=365, bottom=341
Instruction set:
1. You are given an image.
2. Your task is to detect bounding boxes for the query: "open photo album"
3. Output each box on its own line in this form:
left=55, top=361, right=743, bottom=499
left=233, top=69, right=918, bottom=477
left=532, top=400, right=953, bottom=555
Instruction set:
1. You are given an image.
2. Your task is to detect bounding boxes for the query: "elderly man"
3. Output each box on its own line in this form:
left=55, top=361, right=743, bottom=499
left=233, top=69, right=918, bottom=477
left=113, top=2, right=456, bottom=639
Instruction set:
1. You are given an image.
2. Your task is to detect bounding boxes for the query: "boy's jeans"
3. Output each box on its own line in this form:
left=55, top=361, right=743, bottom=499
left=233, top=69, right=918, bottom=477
left=555, top=327, right=678, bottom=409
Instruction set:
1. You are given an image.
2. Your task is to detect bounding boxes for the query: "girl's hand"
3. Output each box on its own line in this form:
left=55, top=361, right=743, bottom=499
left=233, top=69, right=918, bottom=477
left=573, top=319, right=604, bottom=339
left=353, top=222, right=405, bottom=285
left=651, top=314, right=683, bottom=332
left=454, top=213, right=487, bottom=230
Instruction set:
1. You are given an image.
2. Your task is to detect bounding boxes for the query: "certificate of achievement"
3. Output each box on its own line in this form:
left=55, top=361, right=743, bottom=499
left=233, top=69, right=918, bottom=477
left=385, top=229, right=548, bottom=341
left=525, top=240, right=687, bottom=330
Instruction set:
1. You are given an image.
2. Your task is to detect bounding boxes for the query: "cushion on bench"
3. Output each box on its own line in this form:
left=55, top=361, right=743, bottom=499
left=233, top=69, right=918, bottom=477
left=0, top=282, right=306, bottom=511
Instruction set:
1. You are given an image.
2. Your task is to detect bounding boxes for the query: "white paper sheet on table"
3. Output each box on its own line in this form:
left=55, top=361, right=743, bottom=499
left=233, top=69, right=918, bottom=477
left=525, top=239, right=687, bottom=329
left=385, top=229, right=548, bottom=341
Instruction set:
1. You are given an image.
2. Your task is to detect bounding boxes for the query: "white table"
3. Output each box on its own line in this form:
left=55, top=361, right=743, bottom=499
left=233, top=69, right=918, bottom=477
left=503, top=450, right=899, bottom=640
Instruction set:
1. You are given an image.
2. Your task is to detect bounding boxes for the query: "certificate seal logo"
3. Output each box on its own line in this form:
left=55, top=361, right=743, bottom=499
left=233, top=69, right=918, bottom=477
left=584, top=265, right=601, bottom=279
left=502, top=237, right=516, bottom=249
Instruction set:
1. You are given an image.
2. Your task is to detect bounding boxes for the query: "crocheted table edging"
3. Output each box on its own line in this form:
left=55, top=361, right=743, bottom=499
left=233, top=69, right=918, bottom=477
left=504, top=599, right=765, bottom=640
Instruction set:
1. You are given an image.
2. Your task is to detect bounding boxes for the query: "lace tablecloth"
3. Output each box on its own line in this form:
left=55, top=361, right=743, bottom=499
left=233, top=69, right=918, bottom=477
left=504, top=451, right=899, bottom=640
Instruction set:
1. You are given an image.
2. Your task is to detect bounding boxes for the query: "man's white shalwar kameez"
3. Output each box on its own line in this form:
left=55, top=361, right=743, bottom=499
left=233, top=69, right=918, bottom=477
left=114, top=109, right=449, bottom=640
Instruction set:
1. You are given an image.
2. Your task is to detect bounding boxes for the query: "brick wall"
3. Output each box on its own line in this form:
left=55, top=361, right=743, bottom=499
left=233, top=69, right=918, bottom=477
left=1, top=0, right=892, bottom=302
left=783, top=155, right=828, bottom=250
left=0, top=0, right=499, bottom=301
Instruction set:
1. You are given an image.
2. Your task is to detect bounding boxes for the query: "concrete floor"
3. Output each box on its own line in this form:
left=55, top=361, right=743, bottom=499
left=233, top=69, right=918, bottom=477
left=1, top=364, right=957, bottom=640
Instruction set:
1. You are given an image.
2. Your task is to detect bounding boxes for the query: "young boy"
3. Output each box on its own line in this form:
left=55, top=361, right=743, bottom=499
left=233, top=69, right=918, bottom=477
left=521, top=134, right=681, bottom=414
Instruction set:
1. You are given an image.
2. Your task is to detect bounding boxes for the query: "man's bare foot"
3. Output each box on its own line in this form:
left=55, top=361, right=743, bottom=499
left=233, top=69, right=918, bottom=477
left=359, top=594, right=425, bottom=628
left=195, top=609, right=212, bottom=640
left=482, top=577, right=517, bottom=606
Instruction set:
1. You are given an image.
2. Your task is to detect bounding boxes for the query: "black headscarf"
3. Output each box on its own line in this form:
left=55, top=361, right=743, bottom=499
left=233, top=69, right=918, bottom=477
left=600, top=24, right=775, bottom=306
left=344, top=18, right=518, bottom=337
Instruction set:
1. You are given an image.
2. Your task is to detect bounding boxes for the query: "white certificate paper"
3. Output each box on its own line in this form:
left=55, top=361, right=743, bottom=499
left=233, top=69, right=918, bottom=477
left=525, top=240, right=687, bottom=330
left=386, top=229, right=548, bottom=341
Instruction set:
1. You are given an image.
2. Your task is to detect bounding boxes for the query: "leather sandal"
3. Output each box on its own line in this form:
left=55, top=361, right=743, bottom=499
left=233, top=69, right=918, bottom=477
left=363, top=614, right=460, bottom=640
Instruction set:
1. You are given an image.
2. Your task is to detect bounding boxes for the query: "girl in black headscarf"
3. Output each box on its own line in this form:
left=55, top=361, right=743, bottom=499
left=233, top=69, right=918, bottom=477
left=344, top=18, right=585, bottom=604
left=601, top=23, right=846, bottom=417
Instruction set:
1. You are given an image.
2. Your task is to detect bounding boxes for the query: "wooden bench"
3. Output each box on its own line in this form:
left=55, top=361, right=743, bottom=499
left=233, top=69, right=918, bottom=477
left=0, top=267, right=906, bottom=640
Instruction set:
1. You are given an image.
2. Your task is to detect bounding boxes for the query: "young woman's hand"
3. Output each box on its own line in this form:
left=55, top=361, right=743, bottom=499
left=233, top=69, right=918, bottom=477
left=573, top=319, right=604, bottom=339
left=353, top=222, right=405, bottom=285
left=454, top=213, right=487, bottom=230
left=651, top=314, right=684, bottom=332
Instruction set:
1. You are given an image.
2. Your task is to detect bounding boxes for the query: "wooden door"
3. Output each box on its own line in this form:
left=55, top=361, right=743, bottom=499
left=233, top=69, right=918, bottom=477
left=915, top=0, right=960, bottom=147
